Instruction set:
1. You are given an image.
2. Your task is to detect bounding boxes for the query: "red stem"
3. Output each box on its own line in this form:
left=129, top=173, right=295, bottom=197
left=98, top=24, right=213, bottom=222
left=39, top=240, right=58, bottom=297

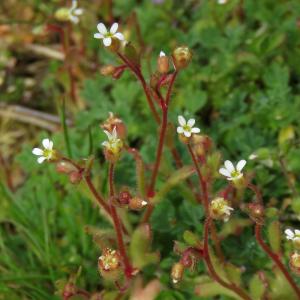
left=187, top=144, right=209, bottom=213
left=84, top=175, right=111, bottom=216
left=108, top=163, right=133, bottom=278
left=204, top=218, right=252, bottom=300
left=247, top=183, right=263, bottom=204
left=255, top=223, right=300, bottom=298
left=117, top=52, right=160, bottom=123
left=141, top=105, right=168, bottom=223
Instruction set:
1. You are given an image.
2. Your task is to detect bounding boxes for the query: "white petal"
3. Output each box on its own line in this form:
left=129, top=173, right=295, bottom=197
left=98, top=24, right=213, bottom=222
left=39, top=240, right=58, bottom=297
left=236, top=160, right=246, bottom=172
left=32, top=148, right=43, bottom=156
left=112, top=127, right=118, bottom=139
left=285, top=229, right=294, bottom=239
left=102, top=141, right=109, bottom=147
left=184, top=130, right=191, bottom=138
left=94, top=33, right=103, bottom=39
left=219, top=168, right=231, bottom=177
left=177, top=127, right=184, bottom=134
left=187, top=118, right=195, bottom=127
left=110, top=23, right=118, bottom=34
left=160, top=51, right=166, bottom=57
left=191, top=127, right=200, bottom=134
left=103, top=37, right=112, bottom=47
left=224, top=160, right=235, bottom=173
left=74, top=8, right=83, bottom=15
left=71, top=0, right=77, bottom=9
left=48, top=140, right=53, bottom=150
left=97, top=23, right=107, bottom=35
left=70, top=15, right=79, bottom=24
left=37, top=156, right=46, bottom=164
left=178, top=115, right=186, bottom=126
left=42, top=138, right=50, bottom=149
left=113, top=32, right=124, bottom=40
left=103, top=130, right=112, bottom=140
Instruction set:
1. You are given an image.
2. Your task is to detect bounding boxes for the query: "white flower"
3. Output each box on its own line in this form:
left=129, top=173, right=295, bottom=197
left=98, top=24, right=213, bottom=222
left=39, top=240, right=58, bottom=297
left=285, top=229, right=300, bottom=242
left=69, top=0, right=83, bottom=24
left=32, top=138, right=55, bottom=164
left=160, top=51, right=166, bottom=57
left=218, top=0, right=228, bottom=4
left=102, top=127, right=123, bottom=153
left=219, top=160, right=246, bottom=181
left=94, top=23, right=125, bottom=47
left=177, top=116, right=200, bottom=138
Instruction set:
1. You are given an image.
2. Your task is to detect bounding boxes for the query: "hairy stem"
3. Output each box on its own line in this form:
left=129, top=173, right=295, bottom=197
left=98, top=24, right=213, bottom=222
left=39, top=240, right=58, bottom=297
left=84, top=175, right=111, bottom=215
left=108, top=163, right=133, bottom=278
left=187, top=144, right=209, bottom=213
left=204, top=218, right=253, bottom=300
left=255, top=223, right=300, bottom=298
left=117, top=52, right=160, bottom=123
left=142, top=105, right=168, bottom=223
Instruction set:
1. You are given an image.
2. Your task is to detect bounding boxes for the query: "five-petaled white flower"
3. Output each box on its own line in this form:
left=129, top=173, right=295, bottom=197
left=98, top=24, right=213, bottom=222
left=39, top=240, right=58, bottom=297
left=219, top=160, right=246, bottom=181
left=285, top=229, right=300, bottom=242
left=69, top=0, right=83, bottom=24
left=94, top=23, right=125, bottom=47
left=102, top=127, right=123, bottom=153
left=32, top=138, right=55, bottom=164
left=177, top=116, right=200, bottom=138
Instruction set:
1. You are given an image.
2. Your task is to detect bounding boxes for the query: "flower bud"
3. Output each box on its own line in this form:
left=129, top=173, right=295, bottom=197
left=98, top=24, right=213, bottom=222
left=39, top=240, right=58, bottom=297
left=62, top=282, right=77, bottom=299
left=290, top=252, right=300, bottom=276
left=69, top=171, right=82, bottom=184
left=210, top=197, right=233, bottom=222
left=55, top=8, right=70, bottom=22
left=157, top=51, right=169, bottom=74
left=247, top=203, right=264, bottom=224
left=101, top=112, right=127, bottom=140
left=56, top=161, right=78, bottom=174
left=100, top=65, right=116, bottom=76
left=171, top=262, right=184, bottom=284
left=150, top=72, right=160, bottom=89
left=118, top=188, right=132, bottom=205
left=172, top=46, right=192, bottom=70
left=191, top=134, right=212, bottom=157
left=98, top=248, right=122, bottom=281
left=128, top=196, right=148, bottom=211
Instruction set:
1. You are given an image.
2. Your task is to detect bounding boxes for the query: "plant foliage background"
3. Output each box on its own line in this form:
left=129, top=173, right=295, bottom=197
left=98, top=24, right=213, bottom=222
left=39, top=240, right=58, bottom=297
left=1, top=0, right=300, bottom=299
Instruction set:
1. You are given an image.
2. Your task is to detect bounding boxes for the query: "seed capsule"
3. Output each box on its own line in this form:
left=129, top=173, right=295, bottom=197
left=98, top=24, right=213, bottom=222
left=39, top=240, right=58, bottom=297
left=172, top=46, right=192, bottom=70
left=128, top=197, right=148, bottom=211
left=171, top=262, right=184, bottom=284
left=157, top=51, right=169, bottom=74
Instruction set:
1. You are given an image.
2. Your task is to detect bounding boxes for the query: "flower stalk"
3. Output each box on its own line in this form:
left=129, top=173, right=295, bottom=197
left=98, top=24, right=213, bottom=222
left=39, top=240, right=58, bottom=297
left=108, top=163, right=133, bottom=278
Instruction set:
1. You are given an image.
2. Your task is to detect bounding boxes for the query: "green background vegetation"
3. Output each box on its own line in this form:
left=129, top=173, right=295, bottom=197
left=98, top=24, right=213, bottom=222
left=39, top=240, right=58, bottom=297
left=1, top=0, right=300, bottom=299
